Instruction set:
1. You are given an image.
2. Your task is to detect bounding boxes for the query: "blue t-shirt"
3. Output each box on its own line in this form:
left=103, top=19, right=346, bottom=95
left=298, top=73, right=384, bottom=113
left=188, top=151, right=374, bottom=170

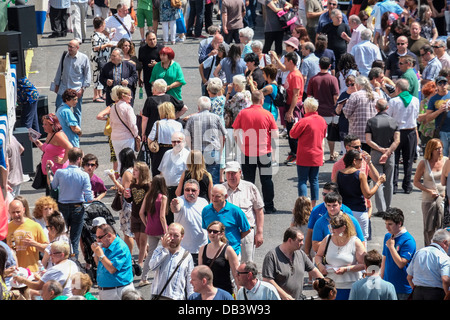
left=307, top=202, right=353, bottom=229
left=427, top=92, right=450, bottom=133
left=202, top=201, right=250, bottom=255
left=312, top=212, right=365, bottom=243
left=382, top=231, right=416, bottom=294
left=188, top=288, right=234, bottom=300
left=56, top=103, right=79, bottom=147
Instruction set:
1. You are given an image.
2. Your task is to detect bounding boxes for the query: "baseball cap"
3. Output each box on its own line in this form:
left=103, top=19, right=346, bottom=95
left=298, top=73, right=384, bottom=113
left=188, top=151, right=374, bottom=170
left=224, top=161, right=241, bottom=173
left=92, top=217, right=107, bottom=227
left=436, top=76, right=448, bottom=84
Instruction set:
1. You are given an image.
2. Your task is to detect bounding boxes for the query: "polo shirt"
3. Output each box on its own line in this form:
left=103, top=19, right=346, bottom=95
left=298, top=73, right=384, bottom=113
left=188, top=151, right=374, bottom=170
left=236, top=279, right=281, bottom=300
left=202, top=201, right=251, bottom=255
left=97, top=236, right=134, bottom=288
left=382, top=230, right=416, bottom=294
left=349, top=275, right=397, bottom=300
left=232, top=104, right=278, bottom=157
left=365, top=112, right=399, bottom=148
left=312, top=212, right=365, bottom=243
left=306, top=72, right=339, bottom=117
left=307, top=202, right=353, bottom=229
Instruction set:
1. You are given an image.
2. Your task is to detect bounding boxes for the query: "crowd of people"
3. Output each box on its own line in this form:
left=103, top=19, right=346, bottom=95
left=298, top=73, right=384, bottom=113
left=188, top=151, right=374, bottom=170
left=3, top=0, right=450, bottom=302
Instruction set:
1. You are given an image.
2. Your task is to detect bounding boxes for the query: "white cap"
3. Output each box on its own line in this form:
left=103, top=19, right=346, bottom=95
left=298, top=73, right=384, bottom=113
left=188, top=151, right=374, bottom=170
left=224, top=161, right=241, bottom=173
left=92, top=217, right=107, bottom=227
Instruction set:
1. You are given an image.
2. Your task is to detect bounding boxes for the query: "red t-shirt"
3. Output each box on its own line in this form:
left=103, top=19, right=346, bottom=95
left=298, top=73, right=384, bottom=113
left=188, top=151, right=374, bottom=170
left=285, top=69, right=304, bottom=106
left=232, top=104, right=278, bottom=157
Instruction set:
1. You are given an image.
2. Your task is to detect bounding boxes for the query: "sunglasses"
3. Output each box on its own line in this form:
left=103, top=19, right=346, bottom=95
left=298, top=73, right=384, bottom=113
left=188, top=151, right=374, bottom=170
left=207, top=229, right=221, bottom=234
left=97, top=233, right=108, bottom=240
left=397, top=42, right=407, bottom=45
left=184, top=188, right=198, bottom=192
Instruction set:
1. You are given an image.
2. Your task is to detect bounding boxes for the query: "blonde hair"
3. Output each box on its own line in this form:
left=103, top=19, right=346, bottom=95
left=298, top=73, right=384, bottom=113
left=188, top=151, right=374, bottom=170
left=51, top=240, right=70, bottom=257
left=158, top=102, right=176, bottom=119
left=186, top=150, right=209, bottom=181
left=132, top=161, right=151, bottom=186
left=355, top=76, right=375, bottom=101
left=71, top=272, right=93, bottom=294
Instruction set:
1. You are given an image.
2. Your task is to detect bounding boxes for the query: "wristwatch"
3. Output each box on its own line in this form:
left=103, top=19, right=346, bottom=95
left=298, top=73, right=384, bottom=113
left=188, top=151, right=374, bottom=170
left=98, top=255, right=105, bottom=262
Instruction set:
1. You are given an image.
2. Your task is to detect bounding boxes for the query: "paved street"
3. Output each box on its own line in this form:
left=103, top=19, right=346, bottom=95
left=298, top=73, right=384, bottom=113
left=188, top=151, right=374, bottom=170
left=16, top=2, right=426, bottom=300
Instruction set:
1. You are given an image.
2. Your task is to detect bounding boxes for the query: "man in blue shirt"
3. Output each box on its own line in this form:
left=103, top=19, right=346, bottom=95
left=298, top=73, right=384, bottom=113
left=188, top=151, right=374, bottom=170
left=202, top=184, right=251, bottom=255
left=49, top=147, right=93, bottom=258
left=92, top=224, right=134, bottom=300
left=381, top=207, right=416, bottom=300
left=312, top=192, right=365, bottom=252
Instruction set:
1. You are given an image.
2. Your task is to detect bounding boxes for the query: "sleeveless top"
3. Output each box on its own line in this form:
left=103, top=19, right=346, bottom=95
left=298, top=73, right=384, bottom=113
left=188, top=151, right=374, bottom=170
left=145, top=193, right=165, bottom=236
left=337, top=170, right=366, bottom=212
left=263, top=84, right=278, bottom=121
left=41, top=143, right=69, bottom=174
left=202, top=243, right=233, bottom=294
left=423, top=158, right=446, bottom=202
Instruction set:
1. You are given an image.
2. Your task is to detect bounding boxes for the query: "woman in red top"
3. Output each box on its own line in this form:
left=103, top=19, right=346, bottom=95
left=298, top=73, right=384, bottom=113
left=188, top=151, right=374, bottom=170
left=290, top=97, right=327, bottom=207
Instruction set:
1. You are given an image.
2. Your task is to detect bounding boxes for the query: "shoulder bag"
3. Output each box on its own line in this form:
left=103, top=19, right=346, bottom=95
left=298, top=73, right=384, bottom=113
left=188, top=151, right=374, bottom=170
left=151, top=250, right=189, bottom=300
left=148, top=121, right=160, bottom=153
left=114, top=104, right=141, bottom=152
left=321, top=235, right=332, bottom=265
left=113, top=14, right=131, bottom=38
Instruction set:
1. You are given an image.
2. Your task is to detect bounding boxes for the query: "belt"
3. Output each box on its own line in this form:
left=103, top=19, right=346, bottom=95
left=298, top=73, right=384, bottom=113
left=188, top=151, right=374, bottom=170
left=159, top=143, right=172, bottom=147
left=400, top=127, right=416, bottom=131
left=58, top=202, right=83, bottom=207
left=98, top=284, right=128, bottom=290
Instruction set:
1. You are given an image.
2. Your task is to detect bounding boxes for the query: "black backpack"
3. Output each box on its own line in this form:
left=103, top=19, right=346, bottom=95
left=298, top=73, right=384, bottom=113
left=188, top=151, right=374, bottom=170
left=269, top=84, right=288, bottom=108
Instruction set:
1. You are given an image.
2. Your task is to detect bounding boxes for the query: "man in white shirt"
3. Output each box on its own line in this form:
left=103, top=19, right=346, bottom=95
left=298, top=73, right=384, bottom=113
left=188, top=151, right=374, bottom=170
left=434, top=39, right=450, bottom=69
left=171, top=179, right=209, bottom=265
left=159, top=131, right=190, bottom=224
left=104, top=2, right=135, bottom=45
left=343, top=14, right=366, bottom=53
left=386, top=79, right=419, bottom=194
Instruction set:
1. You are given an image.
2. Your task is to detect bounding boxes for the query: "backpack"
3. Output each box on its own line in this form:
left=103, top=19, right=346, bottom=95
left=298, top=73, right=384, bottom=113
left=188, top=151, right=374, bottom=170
left=269, top=84, right=288, bottom=108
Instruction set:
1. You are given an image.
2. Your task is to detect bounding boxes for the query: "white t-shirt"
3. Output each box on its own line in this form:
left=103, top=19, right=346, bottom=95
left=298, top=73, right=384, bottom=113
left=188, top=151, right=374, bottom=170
left=105, top=14, right=134, bottom=44
left=41, top=259, right=79, bottom=297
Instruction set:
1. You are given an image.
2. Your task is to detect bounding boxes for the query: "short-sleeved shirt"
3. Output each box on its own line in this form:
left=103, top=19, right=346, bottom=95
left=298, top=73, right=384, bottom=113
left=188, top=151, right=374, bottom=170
left=400, top=68, right=419, bottom=98
left=188, top=288, right=234, bottom=300
left=382, top=230, right=416, bottom=294
left=262, top=245, right=315, bottom=300
left=306, top=72, right=339, bottom=117
left=90, top=174, right=107, bottom=198
left=56, top=104, right=79, bottom=147
left=221, top=0, right=245, bottom=30
left=285, top=69, right=304, bottom=106
left=312, top=212, right=365, bottom=243
left=307, top=202, right=353, bottom=230
left=202, top=201, right=251, bottom=255
left=365, top=112, right=399, bottom=148
left=427, top=91, right=450, bottom=132
left=97, top=236, right=134, bottom=288
left=142, top=94, right=184, bottom=137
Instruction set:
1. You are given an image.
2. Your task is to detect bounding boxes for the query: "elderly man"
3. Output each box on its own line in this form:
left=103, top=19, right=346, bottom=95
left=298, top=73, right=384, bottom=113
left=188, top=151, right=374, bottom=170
left=199, top=33, right=225, bottom=64
left=188, top=265, right=234, bottom=300
left=320, top=9, right=351, bottom=66
left=344, top=15, right=366, bottom=53
left=407, top=229, right=450, bottom=300
left=365, top=99, right=400, bottom=213
left=300, top=42, right=320, bottom=93
left=316, top=0, right=348, bottom=37
left=91, top=224, right=134, bottom=300
left=236, top=261, right=280, bottom=300
left=351, top=29, right=382, bottom=77
left=52, top=39, right=91, bottom=127
left=171, top=179, right=209, bottom=265
left=233, top=90, right=278, bottom=214
left=222, top=161, right=264, bottom=263
left=385, top=35, right=419, bottom=80
left=141, top=79, right=187, bottom=143
left=434, top=39, right=450, bottom=69
left=185, top=96, right=227, bottom=184
left=149, top=223, right=194, bottom=300
left=262, top=227, right=323, bottom=300
left=104, top=2, right=135, bottom=44
left=420, top=44, right=442, bottom=87
left=387, top=79, right=420, bottom=194
left=7, top=199, right=48, bottom=272
left=202, top=184, right=251, bottom=256
left=138, top=31, right=163, bottom=97
left=159, top=131, right=190, bottom=225
left=99, top=48, right=138, bottom=107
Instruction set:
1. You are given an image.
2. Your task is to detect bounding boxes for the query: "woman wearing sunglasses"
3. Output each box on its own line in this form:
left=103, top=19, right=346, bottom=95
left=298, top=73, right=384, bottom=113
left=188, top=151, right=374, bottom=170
left=198, top=221, right=239, bottom=295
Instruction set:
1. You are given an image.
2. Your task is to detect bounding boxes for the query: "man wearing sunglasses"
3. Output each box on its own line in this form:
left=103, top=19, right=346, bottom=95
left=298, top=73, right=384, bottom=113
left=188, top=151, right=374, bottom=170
left=92, top=224, right=134, bottom=300
left=385, top=35, right=419, bottom=80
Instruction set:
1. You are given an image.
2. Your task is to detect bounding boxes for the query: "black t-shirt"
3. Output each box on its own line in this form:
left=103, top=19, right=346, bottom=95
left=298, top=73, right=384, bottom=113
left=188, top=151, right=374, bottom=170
left=142, top=94, right=184, bottom=136
left=138, top=43, right=163, bottom=83
left=321, top=22, right=351, bottom=60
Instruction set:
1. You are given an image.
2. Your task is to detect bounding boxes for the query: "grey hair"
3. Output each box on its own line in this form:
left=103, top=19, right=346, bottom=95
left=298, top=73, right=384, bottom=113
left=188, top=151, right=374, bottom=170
left=396, top=78, right=410, bottom=92
left=239, top=27, right=254, bottom=41
left=184, top=179, right=200, bottom=189
left=232, top=74, right=247, bottom=91
left=213, top=184, right=227, bottom=196
left=432, top=229, right=450, bottom=244
left=330, top=9, right=342, bottom=18
left=349, top=14, right=361, bottom=25
left=206, top=77, right=223, bottom=95
left=251, top=40, right=263, bottom=50
left=355, top=76, right=375, bottom=101
left=197, top=96, right=211, bottom=111
left=435, top=39, right=447, bottom=49
left=153, top=79, right=167, bottom=93
left=243, top=261, right=259, bottom=279
left=112, top=47, right=124, bottom=59
left=304, top=42, right=315, bottom=53
left=361, top=28, right=372, bottom=41
left=304, top=97, right=319, bottom=112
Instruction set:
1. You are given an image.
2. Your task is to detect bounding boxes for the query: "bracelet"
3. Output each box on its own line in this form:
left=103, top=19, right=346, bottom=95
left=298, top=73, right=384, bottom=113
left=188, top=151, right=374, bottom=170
left=346, top=266, right=351, bottom=272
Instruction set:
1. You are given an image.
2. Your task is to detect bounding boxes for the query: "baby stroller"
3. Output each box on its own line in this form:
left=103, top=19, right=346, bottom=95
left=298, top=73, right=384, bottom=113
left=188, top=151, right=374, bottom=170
left=80, top=200, right=116, bottom=284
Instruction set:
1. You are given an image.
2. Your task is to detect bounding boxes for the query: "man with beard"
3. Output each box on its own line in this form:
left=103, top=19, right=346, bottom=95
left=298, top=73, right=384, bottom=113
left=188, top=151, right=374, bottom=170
left=149, top=223, right=195, bottom=300
left=171, top=179, right=209, bottom=265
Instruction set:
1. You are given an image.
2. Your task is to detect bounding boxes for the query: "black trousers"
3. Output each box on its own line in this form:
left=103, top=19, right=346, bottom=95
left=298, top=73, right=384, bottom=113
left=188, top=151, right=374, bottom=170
left=49, top=6, right=69, bottom=36
left=263, top=31, right=284, bottom=56
left=394, top=128, right=417, bottom=192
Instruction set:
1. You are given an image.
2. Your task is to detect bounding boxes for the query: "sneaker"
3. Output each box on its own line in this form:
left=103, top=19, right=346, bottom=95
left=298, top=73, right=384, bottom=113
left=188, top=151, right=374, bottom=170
left=284, top=154, right=296, bottom=165
left=175, top=36, right=185, bottom=43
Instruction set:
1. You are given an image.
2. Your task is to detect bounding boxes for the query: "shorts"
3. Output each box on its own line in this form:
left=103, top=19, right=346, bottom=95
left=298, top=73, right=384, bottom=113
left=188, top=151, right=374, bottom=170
left=137, top=8, right=153, bottom=28
left=322, top=115, right=339, bottom=125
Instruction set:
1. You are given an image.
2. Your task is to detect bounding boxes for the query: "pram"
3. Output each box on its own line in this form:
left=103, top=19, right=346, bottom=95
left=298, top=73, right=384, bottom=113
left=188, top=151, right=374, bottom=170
left=80, top=200, right=116, bottom=284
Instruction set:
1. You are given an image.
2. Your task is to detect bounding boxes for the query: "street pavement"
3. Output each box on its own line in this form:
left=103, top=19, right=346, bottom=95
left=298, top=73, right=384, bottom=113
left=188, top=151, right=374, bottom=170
left=18, top=2, right=426, bottom=300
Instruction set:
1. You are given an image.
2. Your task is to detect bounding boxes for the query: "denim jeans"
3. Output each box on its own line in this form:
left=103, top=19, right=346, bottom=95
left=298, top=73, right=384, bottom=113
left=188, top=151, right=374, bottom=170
left=440, top=131, right=450, bottom=157
left=296, top=165, right=319, bottom=200
left=20, top=100, right=40, bottom=133
left=58, top=202, right=85, bottom=259
left=204, top=149, right=221, bottom=184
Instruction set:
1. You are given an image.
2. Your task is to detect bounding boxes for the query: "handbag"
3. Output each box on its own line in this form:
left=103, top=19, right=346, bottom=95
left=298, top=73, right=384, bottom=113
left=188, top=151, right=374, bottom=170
left=148, top=121, right=160, bottom=153
left=103, top=117, right=112, bottom=136
left=171, top=0, right=182, bottom=9
left=327, top=122, right=340, bottom=142
left=321, top=235, right=332, bottom=265
left=151, top=250, right=189, bottom=300
left=176, top=9, right=186, bottom=34
left=113, top=104, right=141, bottom=152
left=277, top=9, right=298, bottom=29
left=31, top=163, right=47, bottom=189
left=111, top=191, right=123, bottom=211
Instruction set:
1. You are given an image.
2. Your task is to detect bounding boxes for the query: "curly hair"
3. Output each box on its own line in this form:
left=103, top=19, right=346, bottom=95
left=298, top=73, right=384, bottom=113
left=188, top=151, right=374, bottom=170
left=33, top=196, right=59, bottom=220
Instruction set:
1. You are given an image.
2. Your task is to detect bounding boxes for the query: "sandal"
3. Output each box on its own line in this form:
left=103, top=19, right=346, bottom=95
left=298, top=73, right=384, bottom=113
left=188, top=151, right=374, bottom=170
left=139, top=280, right=150, bottom=287
left=93, top=98, right=105, bottom=103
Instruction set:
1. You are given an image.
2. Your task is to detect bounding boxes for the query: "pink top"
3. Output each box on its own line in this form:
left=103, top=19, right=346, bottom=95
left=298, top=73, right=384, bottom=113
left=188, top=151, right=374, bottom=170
left=41, top=143, right=69, bottom=174
left=109, top=100, right=139, bottom=141
left=145, top=193, right=165, bottom=236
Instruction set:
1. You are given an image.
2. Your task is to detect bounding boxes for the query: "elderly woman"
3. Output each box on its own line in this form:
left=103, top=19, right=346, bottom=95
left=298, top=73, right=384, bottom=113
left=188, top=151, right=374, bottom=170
left=56, top=89, right=82, bottom=148
left=251, top=40, right=272, bottom=69
left=263, top=0, right=293, bottom=56
left=109, top=85, right=139, bottom=169
left=148, top=102, right=183, bottom=177
left=415, top=139, right=447, bottom=246
left=239, top=27, right=254, bottom=58
left=289, top=97, right=328, bottom=207
left=224, top=74, right=251, bottom=128
left=314, top=214, right=366, bottom=300
left=150, top=46, right=186, bottom=100
left=99, top=48, right=138, bottom=107
left=13, top=241, right=79, bottom=298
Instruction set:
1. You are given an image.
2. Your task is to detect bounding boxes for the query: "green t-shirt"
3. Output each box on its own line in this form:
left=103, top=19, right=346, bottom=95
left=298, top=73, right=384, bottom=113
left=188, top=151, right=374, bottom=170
left=137, top=0, right=152, bottom=11
left=401, top=68, right=419, bottom=98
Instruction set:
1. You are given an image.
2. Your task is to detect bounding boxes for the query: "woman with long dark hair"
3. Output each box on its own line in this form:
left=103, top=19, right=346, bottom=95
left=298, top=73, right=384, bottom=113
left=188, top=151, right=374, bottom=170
left=213, top=44, right=246, bottom=91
